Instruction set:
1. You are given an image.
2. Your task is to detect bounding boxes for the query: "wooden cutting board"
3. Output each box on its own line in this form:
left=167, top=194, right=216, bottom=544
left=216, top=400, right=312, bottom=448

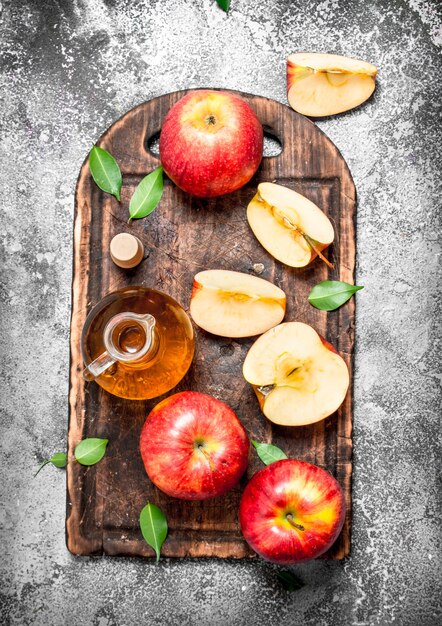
left=67, top=89, right=355, bottom=559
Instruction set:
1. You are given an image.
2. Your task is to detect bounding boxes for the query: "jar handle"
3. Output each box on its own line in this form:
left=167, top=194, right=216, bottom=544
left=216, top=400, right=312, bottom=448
left=83, top=351, right=116, bottom=382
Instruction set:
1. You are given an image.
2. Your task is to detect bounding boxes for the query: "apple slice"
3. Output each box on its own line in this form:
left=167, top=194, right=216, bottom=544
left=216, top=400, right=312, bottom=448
left=247, top=182, right=334, bottom=268
left=243, top=322, right=349, bottom=426
left=190, top=269, right=286, bottom=338
left=287, top=52, right=377, bottom=117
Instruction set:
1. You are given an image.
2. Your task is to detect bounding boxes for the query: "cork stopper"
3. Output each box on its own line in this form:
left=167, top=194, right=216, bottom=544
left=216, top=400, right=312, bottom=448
left=110, top=233, right=144, bottom=269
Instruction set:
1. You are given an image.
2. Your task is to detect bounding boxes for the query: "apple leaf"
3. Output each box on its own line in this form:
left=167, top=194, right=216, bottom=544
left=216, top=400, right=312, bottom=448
left=34, top=452, right=67, bottom=477
left=74, top=438, right=108, bottom=466
left=251, top=440, right=287, bottom=465
left=216, top=0, right=230, bottom=11
left=89, top=145, right=122, bottom=201
left=277, top=571, right=304, bottom=592
left=308, top=280, right=364, bottom=311
left=50, top=452, right=68, bottom=468
left=129, top=166, right=164, bottom=220
left=139, top=502, right=168, bottom=562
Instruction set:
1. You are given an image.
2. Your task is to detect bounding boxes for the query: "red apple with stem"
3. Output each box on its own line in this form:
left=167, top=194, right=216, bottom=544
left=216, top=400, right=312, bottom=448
left=159, top=90, right=263, bottom=197
left=140, top=391, right=250, bottom=500
left=239, top=459, right=345, bottom=563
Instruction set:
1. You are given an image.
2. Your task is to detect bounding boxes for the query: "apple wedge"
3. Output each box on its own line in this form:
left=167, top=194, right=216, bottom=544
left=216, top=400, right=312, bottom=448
left=190, top=269, right=286, bottom=338
left=247, top=182, right=334, bottom=268
left=287, top=52, right=377, bottom=117
left=243, top=322, right=349, bottom=426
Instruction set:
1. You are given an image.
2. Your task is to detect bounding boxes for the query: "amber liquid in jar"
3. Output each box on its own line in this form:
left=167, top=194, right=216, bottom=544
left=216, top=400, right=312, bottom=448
left=81, top=287, right=194, bottom=400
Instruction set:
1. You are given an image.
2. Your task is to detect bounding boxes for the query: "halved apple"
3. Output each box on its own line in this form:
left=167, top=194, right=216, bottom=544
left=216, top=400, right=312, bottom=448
left=287, top=52, right=377, bottom=117
left=243, top=322, right=349, bottom=426
left=190, top=269, right=286, bottom=338
left=247, top=182, right=334, bottom=268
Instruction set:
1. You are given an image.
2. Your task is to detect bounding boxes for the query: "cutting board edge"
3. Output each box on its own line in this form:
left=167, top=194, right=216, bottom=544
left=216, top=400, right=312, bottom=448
left=66, top=89, right=356, bottom=561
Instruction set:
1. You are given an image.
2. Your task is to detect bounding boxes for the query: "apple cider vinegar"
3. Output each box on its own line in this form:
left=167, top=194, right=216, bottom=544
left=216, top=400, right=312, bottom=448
left=81, top=287, right=194, bottom=400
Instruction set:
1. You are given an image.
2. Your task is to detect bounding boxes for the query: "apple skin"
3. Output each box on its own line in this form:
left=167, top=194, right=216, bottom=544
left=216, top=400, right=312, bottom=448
left=140, top=391, right=250, bottom=500
left=320, top=335, right=339, bottom=355
left=159, top=90, right=263, bottom=198
left=191, top=278, right=202, bottom=300
left=239, top=459, right=345, bottom=563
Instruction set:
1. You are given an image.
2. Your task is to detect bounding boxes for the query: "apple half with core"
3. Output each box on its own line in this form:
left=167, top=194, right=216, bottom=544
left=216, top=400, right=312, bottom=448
left=287, top=52, right=377, bottom=117
left=243, top=322, right=349, bottom=426
left=140, top=391, right=249, bottom=500
left=239, top=459, right=346, bottom=563
left=159, top=90, right=263, bottom=197
left=247, top=182, right=334, bottom=268
left=190, top=269, right=286, bottom=338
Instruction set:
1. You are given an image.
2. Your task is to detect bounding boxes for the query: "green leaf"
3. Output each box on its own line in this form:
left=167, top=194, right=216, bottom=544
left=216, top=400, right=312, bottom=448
left=129, top=167, right=164, bottom=219
left=216, top=0, right=230, bottom=11
left=34, top=452, right=67, bottom=477
left=251, top=440, right=287, bottom=465
left=89, top=145, right=122, bottom=201
left=74, top=438, right=108, bottom=466
left=139, top=502, right=168, bottom=562
left=308, top=280, right=364, bottom=311
left=277, top=571, right=304, bottom=592
left=50, top=452, right=67, bottom=468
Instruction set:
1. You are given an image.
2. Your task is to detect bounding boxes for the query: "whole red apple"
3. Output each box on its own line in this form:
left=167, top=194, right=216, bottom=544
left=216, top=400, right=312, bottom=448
left=239, top=459, right=345, bottom=563
left=140, top=391, right=250, bottom=500
left=159, top=90, right=263, bottom=197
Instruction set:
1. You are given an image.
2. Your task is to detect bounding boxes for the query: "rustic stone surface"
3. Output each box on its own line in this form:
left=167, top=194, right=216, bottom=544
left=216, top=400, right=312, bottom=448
left=0, top=1, right=441, bottom=624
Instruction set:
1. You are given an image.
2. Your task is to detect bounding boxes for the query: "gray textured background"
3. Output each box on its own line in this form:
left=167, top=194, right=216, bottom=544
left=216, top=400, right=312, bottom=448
left=1, top=0, right=441, bottom=624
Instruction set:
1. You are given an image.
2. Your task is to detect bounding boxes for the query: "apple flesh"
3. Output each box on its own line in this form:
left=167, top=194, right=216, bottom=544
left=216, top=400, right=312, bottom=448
left=247, top=182, right=334, bottom=268
left=287, top=52, right=377, bottom=117
left=239, top=459, right=346, bottom=563
left=159, top=90, right=263, bottom=197
left=139, top=391, right=250, bottom=500
left=190, top=269, right=286, bottom=338
left=242, top=322, right=349, bottom=426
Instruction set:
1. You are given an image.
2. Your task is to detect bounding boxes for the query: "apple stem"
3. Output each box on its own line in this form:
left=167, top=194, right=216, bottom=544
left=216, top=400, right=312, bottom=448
left=198, top=445, right=216, bottom=472
left=301, top=231, right=334, bottom=270
left=281, top=215, right=334, bottom=270
left=286, top=514, right=305, bottom=532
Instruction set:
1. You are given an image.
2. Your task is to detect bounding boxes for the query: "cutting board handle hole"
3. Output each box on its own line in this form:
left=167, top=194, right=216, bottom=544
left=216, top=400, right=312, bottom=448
left=263, top=130, right=282, bottom=158
left=146, top=131, right=161, bottom=158
left=145, top=130, right=282, bottom=160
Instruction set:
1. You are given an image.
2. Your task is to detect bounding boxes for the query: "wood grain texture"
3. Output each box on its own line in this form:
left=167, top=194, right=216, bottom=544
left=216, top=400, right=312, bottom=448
left=67, top=89, right=356, bottom=559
